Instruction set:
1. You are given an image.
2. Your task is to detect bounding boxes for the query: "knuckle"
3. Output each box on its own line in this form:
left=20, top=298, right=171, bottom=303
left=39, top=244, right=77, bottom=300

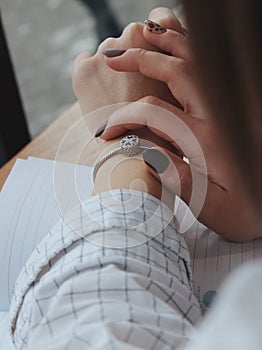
left=73, top=52, right=88, bottom=66
left=177, top=58, right=188, bottom=72
left=72, top=57, right=87, bottom=78
left=97, top=37, right=117, bottom=51
left=136, top=48, right=148, bottom=62
left=72, top=52, right=91, bottom=74
left=122, top=22, right=143, bottom=37
left=141, top=95, right=163, bottom=107
left=137, top=47, right=147, bottom=56
left=72, top=56, right=94, bottom=94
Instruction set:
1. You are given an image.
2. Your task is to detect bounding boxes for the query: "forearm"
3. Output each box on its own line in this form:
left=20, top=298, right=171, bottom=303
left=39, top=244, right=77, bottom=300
left=93, top=129, right=175, bottom=211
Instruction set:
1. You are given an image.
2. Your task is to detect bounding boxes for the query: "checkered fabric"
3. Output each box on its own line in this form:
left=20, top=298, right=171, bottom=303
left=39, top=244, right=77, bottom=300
left=9, top=189, right=202, bottom=349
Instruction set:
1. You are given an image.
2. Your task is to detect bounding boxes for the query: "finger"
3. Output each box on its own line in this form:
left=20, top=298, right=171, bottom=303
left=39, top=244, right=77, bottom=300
left=143, top=24, right=190, bottom=61
left=143, top=147, right=193, bottom=205
left=104, top=48, right=198, bottom=113
left=72, top=51, right=93, bottom=71
left=142, top=147, right=234, bottom=239
left=148, top=7, right=184, bottom=34
left=101, top=98, right=201, bottom=159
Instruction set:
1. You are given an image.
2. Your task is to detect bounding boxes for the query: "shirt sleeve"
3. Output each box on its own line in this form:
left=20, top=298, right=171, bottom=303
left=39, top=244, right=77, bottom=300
left=9, top=189, right=202, bottom=350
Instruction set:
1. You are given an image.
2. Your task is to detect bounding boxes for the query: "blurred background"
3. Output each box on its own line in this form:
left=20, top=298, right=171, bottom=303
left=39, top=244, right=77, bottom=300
left=1, top=0, right=180, bottom=137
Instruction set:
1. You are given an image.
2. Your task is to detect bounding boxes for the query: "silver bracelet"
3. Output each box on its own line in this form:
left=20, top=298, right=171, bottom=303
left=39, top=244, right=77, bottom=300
left=92, top=135, right=151, bottom=183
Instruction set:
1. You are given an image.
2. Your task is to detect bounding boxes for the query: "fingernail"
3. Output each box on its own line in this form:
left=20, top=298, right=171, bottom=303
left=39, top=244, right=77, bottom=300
left=102, top=49, right=126, bottom=58
left=95, top=121, right=108, bottom=137
left=144, top=19, right=167, bottom=34
left=143, top=149, right=169, bottom=174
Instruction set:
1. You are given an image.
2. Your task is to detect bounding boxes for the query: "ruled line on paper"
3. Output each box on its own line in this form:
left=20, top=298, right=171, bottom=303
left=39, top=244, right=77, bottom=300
left=0, top=158, right=93, bottom=311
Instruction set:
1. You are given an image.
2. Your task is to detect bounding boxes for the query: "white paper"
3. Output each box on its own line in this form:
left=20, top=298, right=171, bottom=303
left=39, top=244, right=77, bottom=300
left=0, top=158, right=93, bottom=311
left=183, top=207, right=262, bottom=309
left=0, top=312, right=15, bottom=350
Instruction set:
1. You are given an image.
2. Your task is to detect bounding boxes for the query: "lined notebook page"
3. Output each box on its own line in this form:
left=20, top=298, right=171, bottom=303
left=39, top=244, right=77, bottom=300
left=0, top=158, right=93, bottom=311
left=0, top=312, right=14, bottom=349
left=181, top=202, right=262, bottom=309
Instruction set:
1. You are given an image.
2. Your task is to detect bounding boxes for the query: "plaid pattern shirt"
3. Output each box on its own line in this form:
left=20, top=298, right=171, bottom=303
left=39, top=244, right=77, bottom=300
left=9, top=189, right=202, bottom=349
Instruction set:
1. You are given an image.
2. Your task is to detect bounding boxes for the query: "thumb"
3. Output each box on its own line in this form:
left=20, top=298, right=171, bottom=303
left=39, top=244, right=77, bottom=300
left=142, top=148, right=192, bottom=205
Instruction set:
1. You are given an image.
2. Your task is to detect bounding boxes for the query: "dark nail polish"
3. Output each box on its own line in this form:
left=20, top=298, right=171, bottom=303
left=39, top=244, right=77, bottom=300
left=144, top=19, right=167, bottom=34
left=143, top=149, right=169, bottom=174
left=95, top=121, right=108, bottom=137
left=102, top=49, right=126, bottom=58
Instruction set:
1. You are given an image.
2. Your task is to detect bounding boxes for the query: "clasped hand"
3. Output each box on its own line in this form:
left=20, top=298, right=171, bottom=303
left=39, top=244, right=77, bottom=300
left=72, top=7, right=261, bottom=242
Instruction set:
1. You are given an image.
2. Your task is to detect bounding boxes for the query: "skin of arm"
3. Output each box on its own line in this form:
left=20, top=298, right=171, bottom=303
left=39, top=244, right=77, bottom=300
left=93, top=128, right=175, bottom=211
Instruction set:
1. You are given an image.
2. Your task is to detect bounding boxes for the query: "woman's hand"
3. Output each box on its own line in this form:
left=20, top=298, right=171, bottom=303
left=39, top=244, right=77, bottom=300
left=72, top=17, right=181, bottom=116
left=103, top=7, right=204, bottom=118
left=99, top=98, right=261, bottom=242
left=98, top=8, right=262, bottom=242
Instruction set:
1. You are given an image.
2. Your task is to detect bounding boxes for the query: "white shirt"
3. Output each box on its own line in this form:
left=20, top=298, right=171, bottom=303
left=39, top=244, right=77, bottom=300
left=9, top=189, right=262, bottom=349
left=9, top=190, right=201, bottom=349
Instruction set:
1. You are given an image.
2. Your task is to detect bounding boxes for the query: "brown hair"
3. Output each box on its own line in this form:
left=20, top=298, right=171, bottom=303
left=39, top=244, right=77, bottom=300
left=182, top=0, right=262, bottom=208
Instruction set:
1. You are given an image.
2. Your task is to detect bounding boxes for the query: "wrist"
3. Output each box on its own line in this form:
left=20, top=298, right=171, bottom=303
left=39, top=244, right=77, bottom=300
left=93, top=134, right=175, bottom=210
